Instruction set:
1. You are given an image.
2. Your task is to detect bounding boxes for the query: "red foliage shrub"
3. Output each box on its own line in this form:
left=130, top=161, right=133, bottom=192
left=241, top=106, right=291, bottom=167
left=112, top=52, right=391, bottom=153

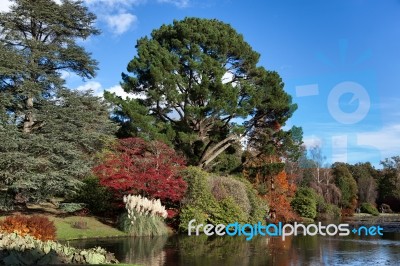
left=93, top=137, right=187, bottom=202
left=166, top=209, right=178, bottom=219
left=0, top=215, right=56, bottom=241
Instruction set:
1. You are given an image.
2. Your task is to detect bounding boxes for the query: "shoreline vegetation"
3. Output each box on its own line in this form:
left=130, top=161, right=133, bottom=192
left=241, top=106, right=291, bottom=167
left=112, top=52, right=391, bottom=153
left=0, top=213, right=175, bottom=241
left=2, top=212, right=399, bottom=241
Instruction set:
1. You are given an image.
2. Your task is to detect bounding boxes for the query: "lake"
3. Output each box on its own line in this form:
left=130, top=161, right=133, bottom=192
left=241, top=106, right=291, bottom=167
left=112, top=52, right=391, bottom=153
left=67, top=215, right=400, bottom=265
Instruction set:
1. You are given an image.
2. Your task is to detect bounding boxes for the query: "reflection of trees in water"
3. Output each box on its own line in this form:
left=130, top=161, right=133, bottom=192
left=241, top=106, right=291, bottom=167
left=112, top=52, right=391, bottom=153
left=176, top=235, right=252, bottom=265
left=169, top=235, right=298, bottom=266
left=68, top=231, right=400, bottom=265
left=121, top=236, right=168, bottom=265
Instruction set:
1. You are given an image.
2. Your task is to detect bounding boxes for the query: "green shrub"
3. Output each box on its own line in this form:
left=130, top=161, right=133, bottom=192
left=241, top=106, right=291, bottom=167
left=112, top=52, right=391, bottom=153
left=360, top=203, right=379, bottom=216
left=318, top=204, right=342, bottom=220
left=209, top=176, right=251, bottom=216
left=59, top=203, right=86, bottom=213
left=71, top=176, right=113, bottom=215
left=234, top=176, right=268, bottom=224
left=295, top=187, right=316, bottom=198
left=179, top=206, right=208, bottom=232
left=217, top=197, right=247, bottom=224
left=291, top=196, right=317, bottom=219
left=179, top=167, right=223, bottom=231
left=291, top=188, right=317, bottom=219
left=180, top=167, right=260, bottom=231
left=181, top=166, right=214, bottom=205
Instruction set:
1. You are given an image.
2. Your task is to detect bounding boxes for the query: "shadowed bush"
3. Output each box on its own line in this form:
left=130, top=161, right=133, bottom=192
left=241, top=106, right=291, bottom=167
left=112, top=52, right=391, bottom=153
left=71, top=176, right=114, bottom=215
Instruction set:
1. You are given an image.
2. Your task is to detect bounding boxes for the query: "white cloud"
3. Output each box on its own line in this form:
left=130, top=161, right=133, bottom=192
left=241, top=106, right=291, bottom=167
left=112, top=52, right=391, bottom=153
left=105, top=84, right=146, bottom=99
left=0, top=0, right=10, bottom=12
left=75, top=82, right=145, bottom=99
left=331, top=135, right=348, bottom=163
left=303, top=135, right=322, bottom=149
left=357, top=124, right=400, bottom=159
left=105, top=85, right=130, bottom=99
left=75, top=81, right=103, bottom=96
left=157, top=0, right=189, bottom=8
left=106, top=13, right=137, bottom=35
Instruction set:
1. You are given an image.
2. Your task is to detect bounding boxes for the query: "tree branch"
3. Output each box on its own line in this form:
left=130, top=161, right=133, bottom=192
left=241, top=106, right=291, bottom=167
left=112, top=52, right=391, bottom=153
left=198, top=134, right=239, bottom=167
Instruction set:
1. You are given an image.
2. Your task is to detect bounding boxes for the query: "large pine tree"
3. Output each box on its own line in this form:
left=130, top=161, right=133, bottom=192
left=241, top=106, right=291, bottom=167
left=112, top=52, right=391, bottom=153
left=107, top=17, right=301, bottom=168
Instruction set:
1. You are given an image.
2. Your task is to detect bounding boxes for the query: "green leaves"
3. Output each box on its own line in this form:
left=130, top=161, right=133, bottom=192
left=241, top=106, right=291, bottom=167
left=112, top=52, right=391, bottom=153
left=0, top=1, right=110, bottom=205
left=0, top=0, right=99, bottom=131
left=115, top=17, right=301, bottom=167
left=0, top=90, right=117, bottom=206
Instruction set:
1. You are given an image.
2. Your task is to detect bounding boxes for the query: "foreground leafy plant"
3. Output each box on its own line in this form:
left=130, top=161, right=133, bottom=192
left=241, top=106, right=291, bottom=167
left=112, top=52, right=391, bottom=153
left=0, top=232, right=118, bottom=264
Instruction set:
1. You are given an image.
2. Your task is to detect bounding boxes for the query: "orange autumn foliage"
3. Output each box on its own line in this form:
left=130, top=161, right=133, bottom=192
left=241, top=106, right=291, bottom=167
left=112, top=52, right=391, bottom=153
left=267, top=171, right=298, bottom=222
left=0, top=215, right=56, bottom=241
left=243, top=153, right=298, bottom=222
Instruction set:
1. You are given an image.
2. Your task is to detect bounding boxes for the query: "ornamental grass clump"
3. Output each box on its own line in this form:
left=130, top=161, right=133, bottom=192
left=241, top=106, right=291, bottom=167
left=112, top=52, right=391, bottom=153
left=120, top=195, right=168, bottom=236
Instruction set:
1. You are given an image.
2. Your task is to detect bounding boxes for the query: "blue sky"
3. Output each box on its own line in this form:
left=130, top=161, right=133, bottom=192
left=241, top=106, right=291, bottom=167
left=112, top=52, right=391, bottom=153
left=2, top=0, right=399, bottom=168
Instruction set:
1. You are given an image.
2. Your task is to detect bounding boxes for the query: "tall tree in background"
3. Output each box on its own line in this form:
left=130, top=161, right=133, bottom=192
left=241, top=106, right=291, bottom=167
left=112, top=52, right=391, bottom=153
left=241, top=71, right=301, bottom=221
left=0, top=0, right=115, bottom=207
left=309, top=145, right=326, bottom=184
left=379, top=156, right=400, bottom=211
left=107, top=17, right=300, bottom=168
left=331, top=162, right=358, bottom=210
left=348, top=162, right=378, bottom=205
left=0, top=0, right=99, bottom=132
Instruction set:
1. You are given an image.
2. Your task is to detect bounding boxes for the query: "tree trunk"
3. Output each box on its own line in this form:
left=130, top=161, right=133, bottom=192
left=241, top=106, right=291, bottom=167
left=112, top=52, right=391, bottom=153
left=23, top=97, right=34, bottom=133
left=198, top=134, right=238, bottom=168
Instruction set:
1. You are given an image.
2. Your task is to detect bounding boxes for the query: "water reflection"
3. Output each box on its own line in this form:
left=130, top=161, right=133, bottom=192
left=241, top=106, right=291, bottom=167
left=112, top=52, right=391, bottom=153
left=68, top=231, right=400, bottom=265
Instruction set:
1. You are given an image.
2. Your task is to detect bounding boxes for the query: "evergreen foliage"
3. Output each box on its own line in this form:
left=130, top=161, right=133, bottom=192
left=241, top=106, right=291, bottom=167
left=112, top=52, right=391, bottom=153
left=0, top=1, right=114, bottom=206
left=332, top=162, right=358, bottom=209
left=290, top=187, right=317, bottom=219
left=107, top=17, right=301, bottom=167
left=0, top=90, right=116, bottom=206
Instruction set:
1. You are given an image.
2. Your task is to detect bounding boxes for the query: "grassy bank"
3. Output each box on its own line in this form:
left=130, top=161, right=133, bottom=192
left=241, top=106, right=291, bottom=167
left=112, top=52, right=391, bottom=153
left=0, top=214, right=127, bottom=240
left=50, top=216, right=127, bottom=240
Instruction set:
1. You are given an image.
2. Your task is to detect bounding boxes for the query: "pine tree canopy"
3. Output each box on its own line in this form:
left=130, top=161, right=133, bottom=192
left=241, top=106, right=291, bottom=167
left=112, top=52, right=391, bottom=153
left=107, top=17, right=302, bottom=167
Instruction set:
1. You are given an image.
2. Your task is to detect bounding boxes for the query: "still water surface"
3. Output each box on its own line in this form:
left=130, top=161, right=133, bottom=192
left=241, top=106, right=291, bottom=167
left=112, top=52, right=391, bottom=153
left=68, top=218, right=400, bottom=266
